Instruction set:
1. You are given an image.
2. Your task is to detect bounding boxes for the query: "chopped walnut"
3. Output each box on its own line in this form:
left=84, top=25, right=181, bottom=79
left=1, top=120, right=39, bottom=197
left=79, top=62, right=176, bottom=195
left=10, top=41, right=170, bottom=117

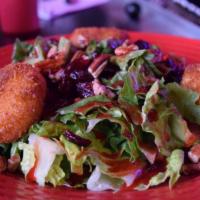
left=92, top=79, right=115, bottom=98
left=47, top=46, right=58, bottom=58
left=88, top=54, right=110, bottom=78
left=34, top=52, right=66, bottom=73
left=114, top=40, right=138, bottom=56
left=188, top=143, right=200, bottom=163
left=8, top=155, right=21, bottom=172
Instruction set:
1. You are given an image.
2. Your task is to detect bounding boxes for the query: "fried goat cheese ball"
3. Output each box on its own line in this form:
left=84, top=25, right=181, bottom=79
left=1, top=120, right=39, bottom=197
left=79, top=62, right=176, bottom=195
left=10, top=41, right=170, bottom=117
left=181, top=64, right=200, bottom=95
left=0, top=63, right=46, bottom=143
left=70, top=27, right=129, bottom=48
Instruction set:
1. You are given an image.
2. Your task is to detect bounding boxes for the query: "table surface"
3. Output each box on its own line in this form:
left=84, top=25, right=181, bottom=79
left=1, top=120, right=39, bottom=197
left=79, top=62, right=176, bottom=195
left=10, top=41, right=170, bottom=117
left=0, top=0, right=200, bottom=47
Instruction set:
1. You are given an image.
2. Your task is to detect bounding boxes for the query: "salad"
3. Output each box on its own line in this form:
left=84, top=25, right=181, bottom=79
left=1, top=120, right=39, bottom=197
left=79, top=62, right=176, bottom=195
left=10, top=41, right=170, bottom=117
left=1, top=31, right=200, bottom=192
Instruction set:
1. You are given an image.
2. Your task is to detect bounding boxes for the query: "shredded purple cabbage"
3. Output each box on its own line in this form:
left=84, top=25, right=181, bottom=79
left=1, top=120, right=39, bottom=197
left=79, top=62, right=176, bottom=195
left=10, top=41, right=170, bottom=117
left=64, top=130, right=91, bottom=147
left=135, top=40, right=150, bottom=49
left=107, top=39, right=125, bottom=50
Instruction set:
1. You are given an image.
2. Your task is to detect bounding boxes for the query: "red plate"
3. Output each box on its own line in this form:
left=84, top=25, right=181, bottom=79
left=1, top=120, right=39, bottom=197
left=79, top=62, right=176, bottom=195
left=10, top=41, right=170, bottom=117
left=0, top=32, right=200, bottom=200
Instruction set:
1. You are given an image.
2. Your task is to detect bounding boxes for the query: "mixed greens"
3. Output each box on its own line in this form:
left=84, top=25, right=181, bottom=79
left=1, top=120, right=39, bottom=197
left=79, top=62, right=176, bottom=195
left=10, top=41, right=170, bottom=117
left=2, top=35, right=200, bottom=191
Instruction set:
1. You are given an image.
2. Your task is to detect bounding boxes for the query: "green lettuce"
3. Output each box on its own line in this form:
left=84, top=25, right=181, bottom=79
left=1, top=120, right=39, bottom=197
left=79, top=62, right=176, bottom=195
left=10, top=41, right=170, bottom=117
left=29, top=121, right=68, bottom=138
left=60, top=135, right=86, bottom=175
left=142, top=81, right=195, bottom=155
left=136, top=149, right=184, bottom=190
left=58, top=37, right=70, bottom=53
left=111, top=50, right=146, bottom=71
left=12, top=39, right=33, bottom=63
left=45, top=155, right=66, bottom=187
left=118, top=72, right=143, bottom=125
left=18, top=142, right=35, bottom=177
left=119, top=73, right=138, bottom=105
left=167, top=83, right=200, bottom=125
left=57, top=95, right=110, bottom=115
left=86, top=166, right=123, bottom=191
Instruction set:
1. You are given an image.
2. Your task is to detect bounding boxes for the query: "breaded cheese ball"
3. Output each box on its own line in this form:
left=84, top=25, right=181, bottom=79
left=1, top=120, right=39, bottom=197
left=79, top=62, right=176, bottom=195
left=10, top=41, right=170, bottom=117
left=70, top=27, right=129, bottom=48
left=0, top=63, right=46, bottom=143
left=181, top=64, right=200, bottom=94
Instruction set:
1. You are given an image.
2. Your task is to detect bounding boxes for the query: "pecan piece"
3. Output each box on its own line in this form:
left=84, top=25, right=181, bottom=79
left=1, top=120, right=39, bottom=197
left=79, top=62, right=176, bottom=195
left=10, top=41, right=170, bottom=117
left=70, top=50, right=85, bottom=63
left=115, top=40, right=138, bottom=56
left=92, top=79, right=115, bottom=98
left=8, top=154, right=21, bottom=172
left=88, top=54, right=110, bottom=78
left=34, top=52, right=66, bottom=73
left=188, top=143, right=200, bottom=163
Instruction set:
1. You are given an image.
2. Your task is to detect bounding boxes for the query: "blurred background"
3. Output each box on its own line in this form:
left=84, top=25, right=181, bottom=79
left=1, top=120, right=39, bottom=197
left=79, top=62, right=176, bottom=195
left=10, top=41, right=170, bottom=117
left=0, top=0, right=200, bottom=46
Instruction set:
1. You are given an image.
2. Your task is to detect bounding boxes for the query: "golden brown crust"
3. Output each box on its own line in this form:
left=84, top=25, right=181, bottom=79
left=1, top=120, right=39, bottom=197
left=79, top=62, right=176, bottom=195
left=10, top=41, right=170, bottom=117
left=70, top=27, right=129, bottom=48
left=0, top=63, right=46, bottom=143
left=181, top=64, right=200, bottom=94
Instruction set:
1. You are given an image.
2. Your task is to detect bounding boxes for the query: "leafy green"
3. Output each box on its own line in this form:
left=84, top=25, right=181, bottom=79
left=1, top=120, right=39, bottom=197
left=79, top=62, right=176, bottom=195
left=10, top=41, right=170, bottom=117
left=86, top=40, right=112, bottom=58
left=167, top=83, right=200, bottom=125
left=60, top=135, right=86, bottom=175
left=119, top=74, right=138, bottom=105
left=12, top=39, right=33, bottom=62
left=87, top=166, right=123, bottom=191
left=10, top=142, right=20, bottom=157
left=18, top=142, right=35, bottom=177
left=142, top=81, right=190, bottom=155
left=57, top=95, right=110, bottom=115
left=136, top=149, right=184, bottom=190
left=45, top=155, right=66, bottom=187
left=29, top=121, right=68, bottom=138
left=111, top=50, right=146, bottom=71
left=58, top=37, right=70, bottom=53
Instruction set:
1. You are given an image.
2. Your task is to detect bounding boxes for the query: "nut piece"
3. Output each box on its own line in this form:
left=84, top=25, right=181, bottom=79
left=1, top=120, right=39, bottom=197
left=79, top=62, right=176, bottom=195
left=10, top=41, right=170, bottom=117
left=188, top=143, right=200, bottom=163
left=8, top=155, right=21, bottom=172
left=35, top=52, right=66, bottom=73
left=70, top=50, right=85, bottom=63
left=92, top=79, right=115, bottom=98
left=47, top=46, right=58, bottom=58
left=88, top=54, right=110, bottom=78
left=70, top=27, right=129, bottom=48
left=115, top=40, right=138, bottom=56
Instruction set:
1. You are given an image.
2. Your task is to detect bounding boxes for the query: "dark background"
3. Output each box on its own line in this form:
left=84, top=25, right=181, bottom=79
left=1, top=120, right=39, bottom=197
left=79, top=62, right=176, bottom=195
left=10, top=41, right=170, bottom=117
left=0, top=0, right=200, bottom=46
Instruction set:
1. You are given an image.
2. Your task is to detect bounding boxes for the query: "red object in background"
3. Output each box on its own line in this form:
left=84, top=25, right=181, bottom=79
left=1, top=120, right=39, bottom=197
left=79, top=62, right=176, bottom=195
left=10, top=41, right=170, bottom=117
left=0, top=32, right=200, bottom=199
left=0, top=0, right=39, bottom=34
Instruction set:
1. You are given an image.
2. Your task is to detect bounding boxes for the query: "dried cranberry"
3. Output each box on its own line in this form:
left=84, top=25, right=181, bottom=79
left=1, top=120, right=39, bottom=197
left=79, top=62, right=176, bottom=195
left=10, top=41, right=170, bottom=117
left=155, top=57, right=184, bottom=83
left=68, top=56, right=91, bottom=72
left=99, top=62, right=120, bottom=79
left=147, top=109, right=158, bottom=122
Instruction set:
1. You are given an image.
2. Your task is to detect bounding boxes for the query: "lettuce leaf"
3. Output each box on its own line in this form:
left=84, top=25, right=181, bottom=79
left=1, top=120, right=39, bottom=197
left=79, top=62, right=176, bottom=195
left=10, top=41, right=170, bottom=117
left=45, top=155, right=66, bottom=187
left=58, top=37, right=70, bottom=54
left=18, top=142, right=35, bottom=177
left=119, top=73, right=138, bottom=105
left=142, top=81, right=196, bottom=155
left=60, top=135, right=86, bottom=175
left=167, top=83, right=200, bottom=125
left=12, top=39, right=33, bottom=62
left=111, top=50, right=146, bottom=71
left=136, top=149, right=184, bottom=190
left=58, top=95, right=110, bottom=115
left=86, top=166, right=123, bottom=191
left=118, top=73, right=143, bottom=125
left=29, top=121, right=68, bottom=138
